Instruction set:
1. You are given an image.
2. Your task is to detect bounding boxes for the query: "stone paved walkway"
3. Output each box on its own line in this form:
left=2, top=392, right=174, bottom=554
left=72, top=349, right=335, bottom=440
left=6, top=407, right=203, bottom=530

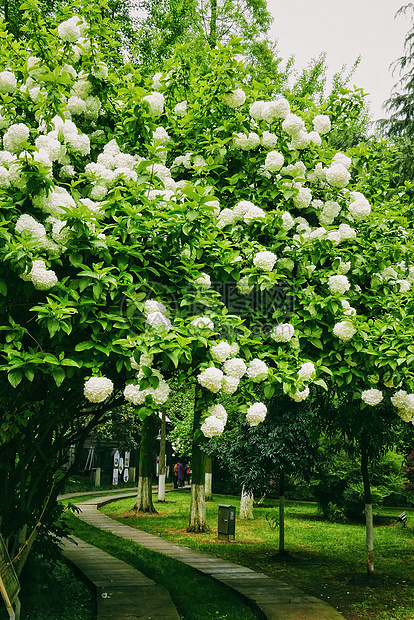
left=71, top=493, right=344, bottom=620
left=60, top=533, right=180, bottom=619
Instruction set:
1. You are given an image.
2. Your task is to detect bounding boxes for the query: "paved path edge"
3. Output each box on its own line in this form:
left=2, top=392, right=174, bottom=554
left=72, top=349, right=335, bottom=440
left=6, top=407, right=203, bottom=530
left=73, top=493, right=345, bottom=620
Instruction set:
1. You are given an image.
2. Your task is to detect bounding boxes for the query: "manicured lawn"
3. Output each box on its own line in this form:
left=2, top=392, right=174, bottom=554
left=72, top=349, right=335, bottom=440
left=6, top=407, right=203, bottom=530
left=100, top=491, right=414, bottom=620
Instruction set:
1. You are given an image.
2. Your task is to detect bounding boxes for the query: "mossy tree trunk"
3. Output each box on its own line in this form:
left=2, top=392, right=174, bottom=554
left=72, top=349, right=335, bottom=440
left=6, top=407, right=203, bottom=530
left=134, top=414, right=156, bottom=513
left=361, top=446, right=374, bottom=575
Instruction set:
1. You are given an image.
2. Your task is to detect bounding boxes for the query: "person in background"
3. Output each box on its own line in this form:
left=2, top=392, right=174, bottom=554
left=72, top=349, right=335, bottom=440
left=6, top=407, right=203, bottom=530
left=177, top=461, right=185, bottom=488
left=173, top=461, right=179, bottom=489
left=185, top=461, right=191, bottom=485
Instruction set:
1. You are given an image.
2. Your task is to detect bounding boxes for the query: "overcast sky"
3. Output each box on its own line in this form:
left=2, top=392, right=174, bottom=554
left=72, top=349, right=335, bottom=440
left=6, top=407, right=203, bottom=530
left=267, top=0, right=412, bottom=121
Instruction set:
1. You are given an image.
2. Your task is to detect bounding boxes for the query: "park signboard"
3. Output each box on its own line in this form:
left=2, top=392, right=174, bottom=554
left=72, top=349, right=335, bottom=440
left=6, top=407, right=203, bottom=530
left=0, top=533, right=20, bottom=619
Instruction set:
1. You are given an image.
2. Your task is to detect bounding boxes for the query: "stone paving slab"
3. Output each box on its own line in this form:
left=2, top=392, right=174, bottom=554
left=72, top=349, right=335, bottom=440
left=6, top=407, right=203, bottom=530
left=72, top=494, right=344, bottom=620
left=59, top=535, right=180, bottom=620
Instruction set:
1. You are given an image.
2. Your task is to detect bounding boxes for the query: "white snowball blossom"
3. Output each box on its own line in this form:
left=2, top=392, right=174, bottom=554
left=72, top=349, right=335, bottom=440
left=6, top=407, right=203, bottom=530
left=253, top=250, right=277, bottom=271
left=197, top=367, right=223, bottom=392
left=201, top=415, right=225, bottom=437
left=246, top=402, right=267, bottom=426
left=328, top=275, right=350, bottom=295
left=298, top=362, right=316, bottom=382
left=142, top=92, right=165, bottom=117
left=264, top=151, right=284, bottom=172
left=291, top=386, right=310, bottom=402
left=246, top=358, right=269, bottom=382
left=223, top=357, right=247, bottom=379
left=361, top=388, right=383, bottom=406
left=84, top=377, right=114, bottom=403
left=325, top=163, right=351, bottom=189
left=146, top=311, right=172, bottom=331
left=312, top=114, right=331, bottom=135
left=221, top=375, right=240, bottom=394
left=207, top=404, right=227, bottom=422
left=270, top=323, right=294, bottom=342
left=223, top=88, right=246, bottom=108
left=333, top=321, right=356, bottom=341
left=191, top=316, right=214, bottom=330
left=210, top=341, right=232, bottom=363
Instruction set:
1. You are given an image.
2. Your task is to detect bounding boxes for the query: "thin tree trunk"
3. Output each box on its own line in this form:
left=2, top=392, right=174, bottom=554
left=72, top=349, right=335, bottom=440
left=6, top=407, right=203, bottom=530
left=208, top=0, right=217, bottom=47
left=240, top=486, right=254, bottom=519
left=188, top=384, right=208, bottom=532
left=134, top=414, right=156, bottom=513
left=158, top=410, right=167, bottom=502
left=279, top=472, right=286, bottom=555
left=205, top=455, right=213, bottom=501
left=361, top=446, right=374, bottom=575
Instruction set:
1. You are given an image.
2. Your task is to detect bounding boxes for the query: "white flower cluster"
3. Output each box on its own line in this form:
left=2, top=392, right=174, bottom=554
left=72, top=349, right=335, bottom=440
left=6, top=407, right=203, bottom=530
left=233, top=131, right=260, bottom=150
left=124, top=370, right=170, bottom=406
left=191, top=316, right=214, bottom=330
left=246, top=358, right=269, bottom=381
left=142, top=91, right=165, bottom=117
left=361, top=388, right=383, bottom=406
left=58, top=15, right=87, bottom=43
left=328, top=275, right=350, bottom=295
left=291, top=386, right=310, bottom=402
left=348, top=191, right=371, bottom=221
left=253, top=250, right=277, bottom=271
left=201, top=415, right=225, bottom=437
left=223, top=357, right=247, bottom=379
left=391, top=390, right=414, bottom=422
left=21, top=259, right=58, bottom=290
left=197, top=367, right=223, bottom=393
left=211, top=341, right=232, bottom=363
left=318, top=200, right=341, bottom=226
left=223, top=88, right=246, bottom=108
left=298, top=362, right=316, bottom=381
left=3, top=123, right=30, bottom=153
left=293, top=187, right=312, bottom=209
left=33, top=187, right=76, bottom=217
left=263, top=151, right=284, bottom=172
left=144, top=299, right=168, bottom=316
left=249, top=98, right=290, bottom=122
left=84, top=376, right=113, bottom=403
left=237, top=275, right=253, bottom=295
left=325, top=164, right=351, bottom=189
left=246, top=402, right=267, bottom=426
left=146, top=311, right=172, bottom=331
left=217, top=200, right=265, bottom=228
left=333, top=320, right=356, bottom=341
left=281, top=211, right=295, bottom=231
left=0, top=70, right=17, bottom=93
left=207, top=404, right=227, bottom=422
left=261, top=131, right=278, bottom=149
left=271, top=323, right=294, bottom=342
left=174, top=100, right=187, bottom=117
left=312, top=115, right=331, bottom=135
left=195, top=272, right=211, bottom=288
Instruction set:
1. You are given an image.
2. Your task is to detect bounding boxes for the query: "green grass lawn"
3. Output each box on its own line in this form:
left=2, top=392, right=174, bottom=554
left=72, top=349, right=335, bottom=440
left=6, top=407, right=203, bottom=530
left=99, top=492, right=414, bottom=620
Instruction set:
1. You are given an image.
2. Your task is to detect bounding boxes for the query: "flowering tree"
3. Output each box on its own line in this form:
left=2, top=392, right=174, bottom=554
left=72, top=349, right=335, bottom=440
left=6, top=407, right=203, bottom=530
left=1, top=0, right=414, bottom=577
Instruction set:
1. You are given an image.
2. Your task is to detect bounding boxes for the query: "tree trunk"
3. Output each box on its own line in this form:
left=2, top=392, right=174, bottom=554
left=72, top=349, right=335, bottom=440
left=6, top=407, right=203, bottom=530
left=188, top=384, right=208, bottom=532
left=205, top=455, right=213, bottom=501
left=361, top=447, right=374, bottom=575
left=208, top=0, right=217, bottom=48
left=239, top=486, right=254, bottom=519
left=279, top=472, right=286, bottom=555
left=157, top=410, right=167, bottom=502
left=134, top=414, right=156, bottom=513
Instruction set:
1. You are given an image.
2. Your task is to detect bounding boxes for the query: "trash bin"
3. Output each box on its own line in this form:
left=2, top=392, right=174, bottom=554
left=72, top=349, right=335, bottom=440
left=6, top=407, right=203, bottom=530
left=218, top=504, right=236, bottom=542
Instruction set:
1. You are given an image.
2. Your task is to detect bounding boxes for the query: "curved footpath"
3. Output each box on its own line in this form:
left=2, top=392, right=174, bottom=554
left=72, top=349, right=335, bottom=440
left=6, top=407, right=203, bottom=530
left=59, top=490, right=344, bottom=620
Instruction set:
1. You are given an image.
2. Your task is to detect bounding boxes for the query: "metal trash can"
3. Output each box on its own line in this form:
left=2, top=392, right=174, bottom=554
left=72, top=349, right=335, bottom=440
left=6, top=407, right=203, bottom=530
left=218, top=504, right=236, bottom=542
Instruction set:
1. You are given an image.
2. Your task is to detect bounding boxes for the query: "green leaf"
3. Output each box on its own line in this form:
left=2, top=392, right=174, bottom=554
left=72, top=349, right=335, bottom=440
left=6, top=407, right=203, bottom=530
left=75, top=341, right=95, bottom=351
left=8, top=370, right=22, bottom=387
left=52, top=367, right=65, bottom=387
left=0, top=279, right=7, bottom=296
